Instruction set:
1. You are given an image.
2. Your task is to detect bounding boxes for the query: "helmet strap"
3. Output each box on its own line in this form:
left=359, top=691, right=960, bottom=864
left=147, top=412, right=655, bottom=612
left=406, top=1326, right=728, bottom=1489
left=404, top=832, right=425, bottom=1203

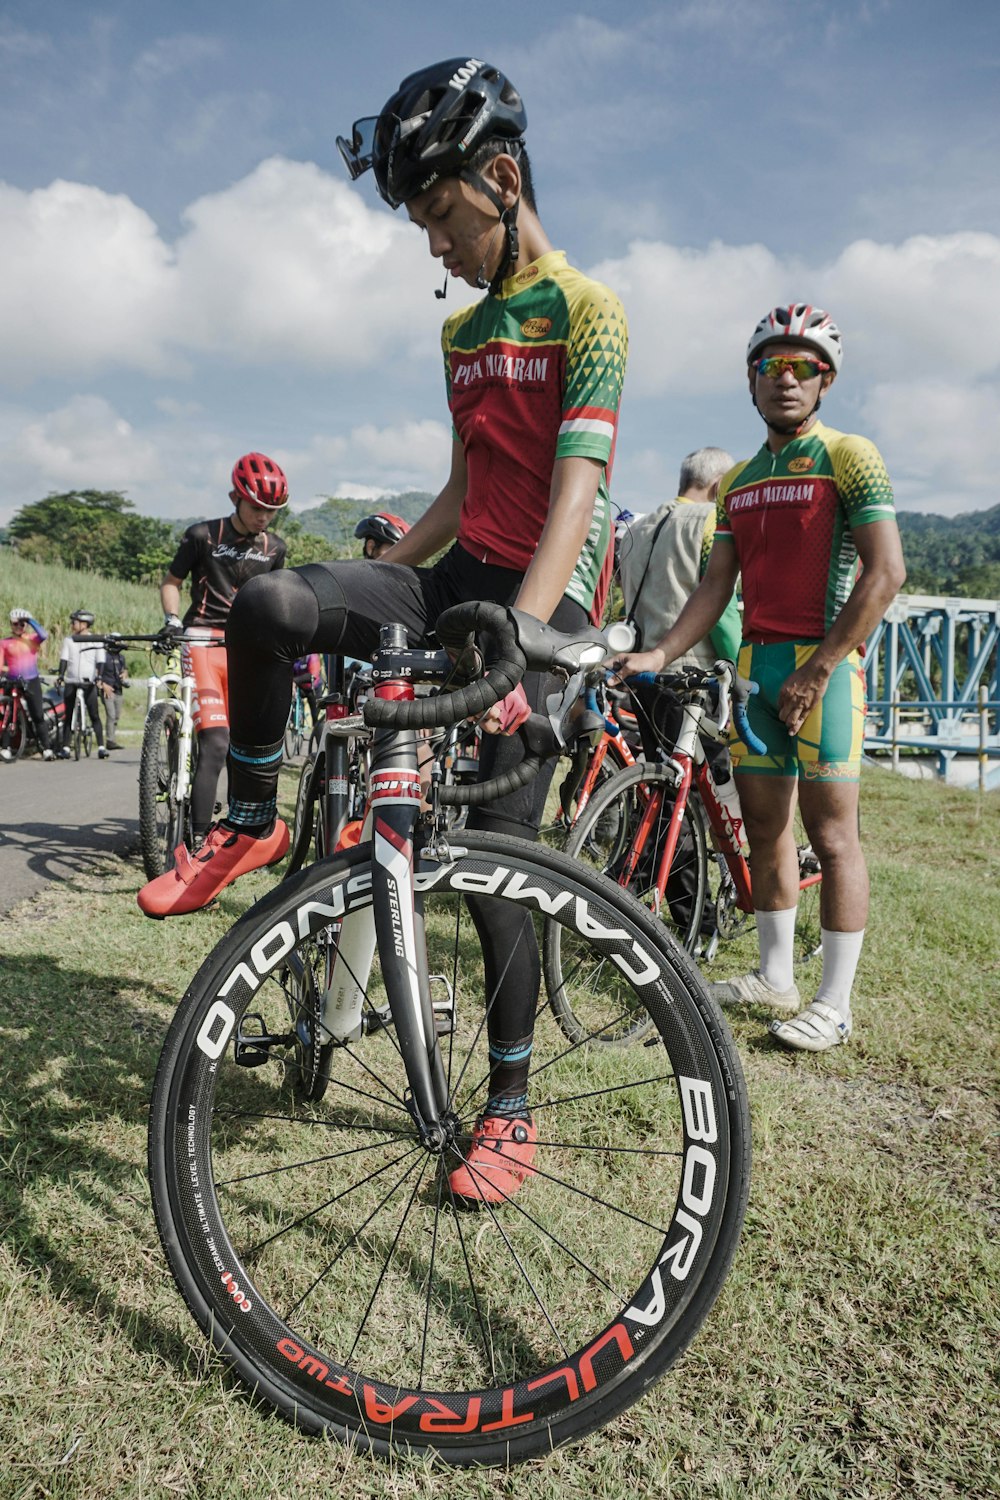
left=464, top=171, right=521, bottom=294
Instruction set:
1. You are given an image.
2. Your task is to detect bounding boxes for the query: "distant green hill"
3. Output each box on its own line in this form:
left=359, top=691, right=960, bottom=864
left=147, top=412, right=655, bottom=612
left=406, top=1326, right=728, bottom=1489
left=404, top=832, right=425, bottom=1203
left=896, top=503, right=1000, bottom=597
left=291, top=492, right=434, bottom=550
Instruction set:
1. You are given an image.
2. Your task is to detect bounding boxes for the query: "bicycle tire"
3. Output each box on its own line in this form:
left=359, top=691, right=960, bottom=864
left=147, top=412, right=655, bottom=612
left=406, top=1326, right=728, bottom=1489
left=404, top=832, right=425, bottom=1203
left=148, top=831, right=750, bottom=1466
left=139, top=701, right=186, bottom=880
left=83, top=720, right=93, bottom=758
left=546, top=763, right=709, bottom=1045
left=0, top=696, right=28, bottom=759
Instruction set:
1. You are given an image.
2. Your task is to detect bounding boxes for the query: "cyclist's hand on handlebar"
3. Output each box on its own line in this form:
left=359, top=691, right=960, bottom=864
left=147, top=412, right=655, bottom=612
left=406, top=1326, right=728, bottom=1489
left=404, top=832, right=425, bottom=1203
left=162, top=613, right=184, bottom=636
left=480, top=681, right=531, bottom=736
left=605, top=646, right=668, bottom=681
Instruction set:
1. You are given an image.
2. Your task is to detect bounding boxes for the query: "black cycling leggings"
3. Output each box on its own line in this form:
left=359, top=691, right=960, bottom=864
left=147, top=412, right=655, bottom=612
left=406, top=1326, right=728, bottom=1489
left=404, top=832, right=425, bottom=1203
left=225, top=544, right=589, bottom=1075
left=192, top=727, right=229, bottom=836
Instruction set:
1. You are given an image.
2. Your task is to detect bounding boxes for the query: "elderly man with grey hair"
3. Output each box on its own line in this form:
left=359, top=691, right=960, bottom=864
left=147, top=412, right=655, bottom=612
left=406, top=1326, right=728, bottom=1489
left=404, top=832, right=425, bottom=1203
left=618, top=445, right=742, bottom=697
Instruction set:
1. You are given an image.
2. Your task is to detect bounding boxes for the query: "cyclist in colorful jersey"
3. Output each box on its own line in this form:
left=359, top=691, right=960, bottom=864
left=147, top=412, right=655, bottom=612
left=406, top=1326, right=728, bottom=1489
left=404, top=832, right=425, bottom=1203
left=158, top=452, right=288, bottom=846
left=137, top=57, right=629, bottom=1204
left=614, top=304, right=905, bottom=1053
left=58, top=610, right=108, bottom=758
left=0, top=608, right=57, bottom=760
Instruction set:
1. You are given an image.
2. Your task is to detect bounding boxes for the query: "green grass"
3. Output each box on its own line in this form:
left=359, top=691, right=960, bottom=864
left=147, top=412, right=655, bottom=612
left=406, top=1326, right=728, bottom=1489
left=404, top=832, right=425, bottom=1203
left=0, top=765, right=996, bottom=1498
left=0, top=552, right=162, bottom=678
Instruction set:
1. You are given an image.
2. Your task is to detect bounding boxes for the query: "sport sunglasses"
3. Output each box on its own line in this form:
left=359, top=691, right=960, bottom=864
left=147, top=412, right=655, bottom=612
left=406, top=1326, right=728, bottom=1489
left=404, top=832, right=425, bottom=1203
left=753, top=355, right=831, bottom=380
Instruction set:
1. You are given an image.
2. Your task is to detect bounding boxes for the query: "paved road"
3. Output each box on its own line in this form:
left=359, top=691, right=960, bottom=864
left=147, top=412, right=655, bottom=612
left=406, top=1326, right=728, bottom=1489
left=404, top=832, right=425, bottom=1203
left=0, top=741, right=142, bottom=913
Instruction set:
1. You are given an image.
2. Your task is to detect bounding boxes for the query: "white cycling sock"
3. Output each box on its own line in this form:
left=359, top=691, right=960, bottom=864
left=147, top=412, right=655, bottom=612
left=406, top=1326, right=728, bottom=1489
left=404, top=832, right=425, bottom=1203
left=755, top=907, right=798, bottom=992
left=813, top=929, right=864, bottom=1017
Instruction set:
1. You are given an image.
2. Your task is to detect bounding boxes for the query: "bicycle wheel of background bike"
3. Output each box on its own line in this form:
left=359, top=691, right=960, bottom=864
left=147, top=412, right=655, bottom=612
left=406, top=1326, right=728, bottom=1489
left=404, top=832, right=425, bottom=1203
left=138, top=701, right=186, bottom=880
left=546, top=763, right=709, bottom=1045
left=149, top=833, right=750, bottom=1466
left=0, top=696, right=28, bottom=759
left=83, top=720, right=93, bottom=758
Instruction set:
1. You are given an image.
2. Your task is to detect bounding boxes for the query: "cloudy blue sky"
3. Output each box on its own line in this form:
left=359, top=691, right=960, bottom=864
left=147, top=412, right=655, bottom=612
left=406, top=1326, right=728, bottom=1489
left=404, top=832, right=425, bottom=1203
left=1, top=0, right=998, bottom=527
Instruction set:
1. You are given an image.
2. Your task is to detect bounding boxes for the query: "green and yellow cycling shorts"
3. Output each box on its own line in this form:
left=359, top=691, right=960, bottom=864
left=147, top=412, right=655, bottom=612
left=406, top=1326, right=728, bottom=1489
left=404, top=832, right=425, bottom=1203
left=731, top=642, right=866, bottom=781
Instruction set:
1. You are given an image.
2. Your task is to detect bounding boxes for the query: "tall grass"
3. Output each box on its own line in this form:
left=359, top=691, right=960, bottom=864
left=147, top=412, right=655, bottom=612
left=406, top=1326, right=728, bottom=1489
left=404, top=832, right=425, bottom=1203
left=0, top=764, right=995, bottom=1497
left=0, top=550, right=161, bottom=675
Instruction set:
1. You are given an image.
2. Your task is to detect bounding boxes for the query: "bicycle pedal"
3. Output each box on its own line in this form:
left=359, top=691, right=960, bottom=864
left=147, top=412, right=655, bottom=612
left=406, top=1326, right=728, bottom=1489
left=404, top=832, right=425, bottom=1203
left=234, top=1012, right=296, bottom=1066
left=430, top=974, right=455, bottom=1035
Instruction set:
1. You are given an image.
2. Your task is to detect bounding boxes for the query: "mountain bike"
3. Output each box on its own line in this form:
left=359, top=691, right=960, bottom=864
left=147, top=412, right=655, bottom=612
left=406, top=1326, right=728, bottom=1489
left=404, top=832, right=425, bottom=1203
left=545, top=663, right=823, bottom=1045
left=148, top=603, right=751, bottom=1466
left=138, top=635, right=229, bottom=879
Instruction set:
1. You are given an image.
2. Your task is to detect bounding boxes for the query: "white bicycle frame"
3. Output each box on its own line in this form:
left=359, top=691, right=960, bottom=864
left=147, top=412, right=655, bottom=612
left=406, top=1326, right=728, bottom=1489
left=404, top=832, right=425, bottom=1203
left=146, top=667, right=196, bottom=807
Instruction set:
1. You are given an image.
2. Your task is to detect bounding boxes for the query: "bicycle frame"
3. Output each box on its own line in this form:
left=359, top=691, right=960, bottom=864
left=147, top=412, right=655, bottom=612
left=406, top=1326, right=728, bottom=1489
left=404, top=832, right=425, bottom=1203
left=303, top=630, right=462, bottom=1145
left=146, top=669, right=196, bottom=808
left=616, top=693, right=822, bottom=946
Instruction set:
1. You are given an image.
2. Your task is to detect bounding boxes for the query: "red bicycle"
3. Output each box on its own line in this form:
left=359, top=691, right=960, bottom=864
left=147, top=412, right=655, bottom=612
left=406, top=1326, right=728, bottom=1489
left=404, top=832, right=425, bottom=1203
left=545, top=662, right=822, bottom=1045
left=0, top=676, right=62, bottom=760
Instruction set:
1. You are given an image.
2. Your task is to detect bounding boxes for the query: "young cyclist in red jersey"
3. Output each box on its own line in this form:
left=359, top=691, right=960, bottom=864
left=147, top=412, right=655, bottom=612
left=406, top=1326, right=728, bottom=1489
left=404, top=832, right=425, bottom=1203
left=158, top=452, right=288, bottom=848
left=137, top=58, right=629, bottom=1204
left=615, top=304, right=905, bottom=1053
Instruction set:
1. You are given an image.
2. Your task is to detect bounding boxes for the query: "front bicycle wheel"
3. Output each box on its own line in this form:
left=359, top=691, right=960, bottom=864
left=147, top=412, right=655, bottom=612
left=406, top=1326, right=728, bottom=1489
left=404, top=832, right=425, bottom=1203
left=0, top=697, right=28, bottom=759
left=546, top=763, right=709, bottom=1045
left=139, top=701, right=186, bottom=879
left=149, top=832, right=749, bottom=1466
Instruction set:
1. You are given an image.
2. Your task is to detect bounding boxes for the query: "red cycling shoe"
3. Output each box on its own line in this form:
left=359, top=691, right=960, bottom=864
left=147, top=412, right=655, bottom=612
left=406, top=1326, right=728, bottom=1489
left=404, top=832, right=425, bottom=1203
left=448, top=1113, right=537, bottom=1206
left=137, top=819, right=290, bottom=919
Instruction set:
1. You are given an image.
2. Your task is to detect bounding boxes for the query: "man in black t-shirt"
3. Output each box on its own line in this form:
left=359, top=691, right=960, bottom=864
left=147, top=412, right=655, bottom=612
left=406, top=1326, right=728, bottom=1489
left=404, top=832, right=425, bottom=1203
left=159, top=452, right=288, bottom=843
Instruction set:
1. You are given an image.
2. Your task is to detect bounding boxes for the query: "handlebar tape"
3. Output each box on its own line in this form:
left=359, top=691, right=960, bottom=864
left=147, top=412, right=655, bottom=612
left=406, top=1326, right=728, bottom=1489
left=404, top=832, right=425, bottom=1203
left=733, top=695, right=768, bottom=757
left=363, top=601, right=526, bottom=732
left=438, top=712, right=559, bottom=807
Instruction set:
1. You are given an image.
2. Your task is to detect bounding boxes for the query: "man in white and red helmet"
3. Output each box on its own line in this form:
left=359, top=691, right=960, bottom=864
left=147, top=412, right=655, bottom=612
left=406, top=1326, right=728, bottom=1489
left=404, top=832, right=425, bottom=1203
left=615, top=303, right=905, bottom=1053
left=156, top=452, right=288, bottom=849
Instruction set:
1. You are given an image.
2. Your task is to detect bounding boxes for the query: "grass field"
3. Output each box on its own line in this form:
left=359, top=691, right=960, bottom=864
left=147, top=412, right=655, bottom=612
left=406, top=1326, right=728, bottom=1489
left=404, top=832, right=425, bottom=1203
left=0, top=764, right=996, bottom=1498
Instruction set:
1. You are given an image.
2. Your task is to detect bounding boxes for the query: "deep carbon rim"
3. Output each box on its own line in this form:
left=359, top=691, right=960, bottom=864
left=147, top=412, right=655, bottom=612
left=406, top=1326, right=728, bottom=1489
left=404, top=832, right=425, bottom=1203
left=150, top=835, right=748, bottom=1463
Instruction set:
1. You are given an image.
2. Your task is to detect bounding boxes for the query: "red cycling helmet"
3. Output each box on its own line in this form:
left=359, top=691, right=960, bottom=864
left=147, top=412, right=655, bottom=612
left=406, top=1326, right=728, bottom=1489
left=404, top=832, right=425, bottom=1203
left=231, top=452, right=289, bottom=510
left=354, top=512, right=411, bottom=548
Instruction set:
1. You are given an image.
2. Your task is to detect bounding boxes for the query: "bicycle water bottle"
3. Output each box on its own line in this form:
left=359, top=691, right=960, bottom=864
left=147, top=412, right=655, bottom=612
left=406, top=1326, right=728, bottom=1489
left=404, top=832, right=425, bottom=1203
left=710, top=756, right=749, bottom=856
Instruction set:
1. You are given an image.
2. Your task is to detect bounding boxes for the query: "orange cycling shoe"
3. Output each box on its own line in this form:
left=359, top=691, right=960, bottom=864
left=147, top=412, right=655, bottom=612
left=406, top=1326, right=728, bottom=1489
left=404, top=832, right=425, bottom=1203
left=448, top=1113, right=537, bottom=1206
left=137, top=820, right=290, bottom=919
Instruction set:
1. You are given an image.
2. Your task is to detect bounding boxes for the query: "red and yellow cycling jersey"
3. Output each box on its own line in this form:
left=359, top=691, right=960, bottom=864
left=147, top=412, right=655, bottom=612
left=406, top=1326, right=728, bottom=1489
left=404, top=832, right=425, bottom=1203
left=442, top=250, right=629, bottom=621
left=714, top=420, right=896, bottom=643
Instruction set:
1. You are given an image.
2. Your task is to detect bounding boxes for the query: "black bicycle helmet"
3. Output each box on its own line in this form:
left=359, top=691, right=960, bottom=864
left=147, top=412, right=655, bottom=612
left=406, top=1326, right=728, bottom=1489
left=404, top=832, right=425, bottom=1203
left=70, top=609, right=95, bottom=626
left=354, top=511, right=411, bottom=548
left=337, top=58, right=526, bottom=210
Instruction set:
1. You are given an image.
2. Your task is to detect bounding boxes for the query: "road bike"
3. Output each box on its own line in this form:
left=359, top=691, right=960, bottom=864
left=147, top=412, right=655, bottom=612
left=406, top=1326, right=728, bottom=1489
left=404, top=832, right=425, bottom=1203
left=147, top=603, right=751, bottom=1466
left=545, top=663, right=823, bottom=1046
left=0, top=676, right=61, bottom=760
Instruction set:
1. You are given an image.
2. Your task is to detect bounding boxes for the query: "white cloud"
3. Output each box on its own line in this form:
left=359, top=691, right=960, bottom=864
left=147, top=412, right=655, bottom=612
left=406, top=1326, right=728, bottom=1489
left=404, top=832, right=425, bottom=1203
left=863, top=379, right=1000, bottom=513
left=592, top=229, right=1000, bottom=394
left=0, top=159, right=449, bottom=387
left=0, top=179, right=179, bottom=383
left=0, top=397, right=450, bottom=525
left=279, top=419, right=452, bottom=506
left=4, top=394, right=160, bottom=494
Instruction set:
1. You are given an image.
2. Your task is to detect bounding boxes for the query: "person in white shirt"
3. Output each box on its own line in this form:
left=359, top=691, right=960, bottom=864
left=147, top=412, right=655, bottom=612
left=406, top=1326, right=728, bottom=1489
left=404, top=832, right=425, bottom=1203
left=58, top=610, right=108, bottom=759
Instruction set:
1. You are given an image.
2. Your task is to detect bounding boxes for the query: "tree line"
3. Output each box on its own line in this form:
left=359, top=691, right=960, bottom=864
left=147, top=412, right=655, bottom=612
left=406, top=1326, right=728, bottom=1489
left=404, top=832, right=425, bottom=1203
left=2, top=489, right=999, bottom=600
